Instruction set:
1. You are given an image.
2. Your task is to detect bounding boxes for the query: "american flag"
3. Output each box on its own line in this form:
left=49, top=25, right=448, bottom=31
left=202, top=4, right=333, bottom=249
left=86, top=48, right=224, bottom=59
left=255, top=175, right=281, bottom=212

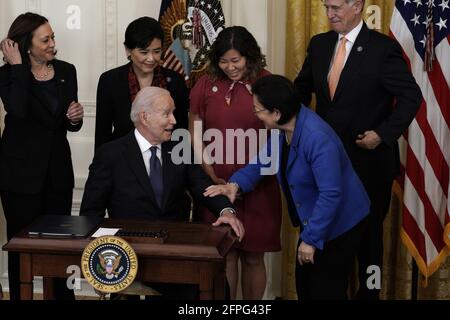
left=390, top=0, right=450, bottom=279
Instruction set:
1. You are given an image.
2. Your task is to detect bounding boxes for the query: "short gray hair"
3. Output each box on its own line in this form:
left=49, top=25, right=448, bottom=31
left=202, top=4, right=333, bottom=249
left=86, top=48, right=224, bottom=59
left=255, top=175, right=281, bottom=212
left=346, top=0, right=365, bottom=6
left=130, top=87, right=171, bottom=123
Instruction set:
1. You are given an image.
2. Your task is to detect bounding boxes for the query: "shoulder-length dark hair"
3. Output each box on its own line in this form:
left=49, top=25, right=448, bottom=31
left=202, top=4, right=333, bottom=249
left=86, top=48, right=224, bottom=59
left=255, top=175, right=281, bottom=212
left=208, top=26, right=266, bottom=81
left=124, top=16, right=164, bottom=49
left=6, top=12, right=49, bottom=65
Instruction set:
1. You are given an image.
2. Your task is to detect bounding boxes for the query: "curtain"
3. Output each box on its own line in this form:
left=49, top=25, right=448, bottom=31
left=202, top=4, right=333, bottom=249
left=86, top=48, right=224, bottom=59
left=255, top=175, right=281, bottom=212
left=282, top=0, right=449, bottom=300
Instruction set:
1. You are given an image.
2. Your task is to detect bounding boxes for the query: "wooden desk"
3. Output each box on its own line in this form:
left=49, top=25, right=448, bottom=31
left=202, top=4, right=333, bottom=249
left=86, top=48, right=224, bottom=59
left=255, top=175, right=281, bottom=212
left=2, top=219, right=237, bottom=300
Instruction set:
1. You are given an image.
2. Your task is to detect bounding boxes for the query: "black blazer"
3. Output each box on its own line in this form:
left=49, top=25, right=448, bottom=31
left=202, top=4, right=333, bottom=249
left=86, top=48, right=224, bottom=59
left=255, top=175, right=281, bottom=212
left=95, top=63, right=189, bottom=149
left=0, top=60, right=82, bottom=194
left=294, top=23, right=422, bottom=179
left=80, top=132, right=232, bottom=220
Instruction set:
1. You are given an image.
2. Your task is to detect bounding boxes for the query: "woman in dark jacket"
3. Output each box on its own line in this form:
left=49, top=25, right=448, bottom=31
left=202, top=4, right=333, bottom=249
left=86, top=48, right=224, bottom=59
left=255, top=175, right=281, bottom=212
left=95, top=16, right=189, bottom=149
left=0, top=12, right=83, bottom=300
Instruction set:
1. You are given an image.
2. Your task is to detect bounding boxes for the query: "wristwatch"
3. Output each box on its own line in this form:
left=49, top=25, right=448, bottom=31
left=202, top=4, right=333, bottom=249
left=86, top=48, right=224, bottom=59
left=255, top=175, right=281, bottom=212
left=220, top=208, right=236, bottom=216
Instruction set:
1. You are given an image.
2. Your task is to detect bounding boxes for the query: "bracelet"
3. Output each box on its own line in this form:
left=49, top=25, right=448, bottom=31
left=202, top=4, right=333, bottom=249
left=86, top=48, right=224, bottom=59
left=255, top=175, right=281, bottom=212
left=227, top=182, right=240, bottom=192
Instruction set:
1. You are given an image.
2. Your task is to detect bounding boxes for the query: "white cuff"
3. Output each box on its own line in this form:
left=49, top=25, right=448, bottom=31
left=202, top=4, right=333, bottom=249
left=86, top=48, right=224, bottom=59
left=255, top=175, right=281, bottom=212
left=219, top=208, right=236, bottom=217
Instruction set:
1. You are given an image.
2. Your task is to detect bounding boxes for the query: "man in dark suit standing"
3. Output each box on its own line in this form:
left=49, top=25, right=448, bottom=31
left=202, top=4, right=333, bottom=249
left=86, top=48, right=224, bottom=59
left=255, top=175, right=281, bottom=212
left=294, top=0, right=422, bottom=299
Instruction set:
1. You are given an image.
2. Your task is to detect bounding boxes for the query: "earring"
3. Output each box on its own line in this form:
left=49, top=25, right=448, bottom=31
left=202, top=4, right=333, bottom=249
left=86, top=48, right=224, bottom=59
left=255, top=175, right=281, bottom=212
left=127, top=55, right=131, bottom=61
left=27, top=50, right=31, bottom=54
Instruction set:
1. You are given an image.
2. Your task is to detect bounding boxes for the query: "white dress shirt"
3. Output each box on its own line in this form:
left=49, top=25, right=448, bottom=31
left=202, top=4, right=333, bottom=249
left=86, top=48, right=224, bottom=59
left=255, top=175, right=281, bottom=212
left=330, top=20, right=364, bottom=72
left=134, top=129, right=235, bottom=217
left=134, top=129, right=162, bottom=176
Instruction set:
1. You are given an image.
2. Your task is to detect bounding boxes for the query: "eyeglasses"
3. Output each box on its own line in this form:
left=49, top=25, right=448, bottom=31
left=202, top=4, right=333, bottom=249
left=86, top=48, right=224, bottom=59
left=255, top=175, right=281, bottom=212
left=253, top=108, right=268, bottom=114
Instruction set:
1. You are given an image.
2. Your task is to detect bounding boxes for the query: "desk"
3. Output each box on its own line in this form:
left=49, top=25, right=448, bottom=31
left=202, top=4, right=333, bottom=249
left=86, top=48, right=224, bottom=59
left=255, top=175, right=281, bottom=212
left=2, top=219, right=237, bottom=300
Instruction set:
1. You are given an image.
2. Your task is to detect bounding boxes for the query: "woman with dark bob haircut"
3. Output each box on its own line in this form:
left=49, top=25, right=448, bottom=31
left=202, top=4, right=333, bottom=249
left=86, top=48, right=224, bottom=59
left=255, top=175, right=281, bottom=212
left=205, top=75, right=371, bottom=300
left=0, top=12, right=84, bottom=300
left=94, top=16, right=189, bottom=149
left=189, top=26, right=282, bottom=299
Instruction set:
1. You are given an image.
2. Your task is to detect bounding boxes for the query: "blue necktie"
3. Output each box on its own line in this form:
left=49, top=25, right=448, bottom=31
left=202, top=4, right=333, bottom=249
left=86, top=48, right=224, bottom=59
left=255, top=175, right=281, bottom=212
left=149, top=146, right=163, bottom=207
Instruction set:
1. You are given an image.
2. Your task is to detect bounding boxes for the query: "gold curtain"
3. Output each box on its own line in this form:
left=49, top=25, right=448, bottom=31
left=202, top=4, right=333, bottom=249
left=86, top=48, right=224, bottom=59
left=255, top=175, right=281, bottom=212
left=282, top=0, right=450, bottom=300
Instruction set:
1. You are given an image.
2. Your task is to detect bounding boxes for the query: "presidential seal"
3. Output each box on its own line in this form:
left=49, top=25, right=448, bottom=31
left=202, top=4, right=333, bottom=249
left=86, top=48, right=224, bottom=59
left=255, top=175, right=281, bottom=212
left=81, top=236, right=138, bottom=294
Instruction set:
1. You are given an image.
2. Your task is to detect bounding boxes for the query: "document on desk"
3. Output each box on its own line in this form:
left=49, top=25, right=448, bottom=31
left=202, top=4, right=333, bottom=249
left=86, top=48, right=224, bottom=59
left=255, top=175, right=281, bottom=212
left=28, top=215, right=103, bottom=238
left=91, top=228, right=120, bottom=238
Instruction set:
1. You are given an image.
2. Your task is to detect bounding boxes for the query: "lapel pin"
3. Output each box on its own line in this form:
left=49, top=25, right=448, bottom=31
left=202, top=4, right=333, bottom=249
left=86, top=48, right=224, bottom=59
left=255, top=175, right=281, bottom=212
left=212, top=86, right=218, bottom=93
left=357, top=46, right=363, bottom=52
left=61, top=79, right=65, bottom=82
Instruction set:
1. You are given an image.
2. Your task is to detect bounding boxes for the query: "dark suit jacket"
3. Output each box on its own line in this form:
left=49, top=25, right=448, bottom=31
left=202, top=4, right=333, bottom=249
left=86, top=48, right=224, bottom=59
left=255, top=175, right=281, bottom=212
left=0, top=60, right=82, bottom=194
left=294, top=23, right=422, bottom=179
left=80, top=132, right=232, bottom=220
left=95, top=63, right=189, bottom=149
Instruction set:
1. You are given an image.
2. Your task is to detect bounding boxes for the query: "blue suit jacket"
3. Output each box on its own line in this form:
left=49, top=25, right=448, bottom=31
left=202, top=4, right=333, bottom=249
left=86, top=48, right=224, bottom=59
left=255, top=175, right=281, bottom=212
left=230, top=107, right=370, bottom=249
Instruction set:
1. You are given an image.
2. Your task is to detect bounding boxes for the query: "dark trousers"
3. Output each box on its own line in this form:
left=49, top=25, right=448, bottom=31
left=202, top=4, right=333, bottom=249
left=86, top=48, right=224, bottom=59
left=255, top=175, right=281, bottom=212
left=354, top=174, right=393, bottom=300
left=1, top=183, right=74, bottom=301
left=295, top=217, right=367, bottom=300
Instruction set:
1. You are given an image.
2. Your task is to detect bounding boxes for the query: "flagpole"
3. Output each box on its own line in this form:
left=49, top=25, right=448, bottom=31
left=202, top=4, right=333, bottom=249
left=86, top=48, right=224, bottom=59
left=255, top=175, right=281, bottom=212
left=411, top=260, right=418, bottom=300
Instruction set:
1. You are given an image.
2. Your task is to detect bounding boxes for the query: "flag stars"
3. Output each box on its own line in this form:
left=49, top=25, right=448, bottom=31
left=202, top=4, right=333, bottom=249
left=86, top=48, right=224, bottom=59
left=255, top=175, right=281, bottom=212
left=214, top=9, right=218, bottom=14
left=219, top=15, right=224, bottom=21
left=423, top=16, right=432, bottom=26
left=413, top=0, right=423, bottom=7
left=426, top=0, right=436, bottom=7
left=403, top=0, right=411, bottom=4
left=201, top=1, right=205, bottom=5
left=439, top=0, right=450, bottom=11
left=411, top=14, right=421, bottom=26
left=207, top=4, right=212, bottom=9
left=436, top=17, right=447, bottom=29
left=420, top=35, right=427, bottom=47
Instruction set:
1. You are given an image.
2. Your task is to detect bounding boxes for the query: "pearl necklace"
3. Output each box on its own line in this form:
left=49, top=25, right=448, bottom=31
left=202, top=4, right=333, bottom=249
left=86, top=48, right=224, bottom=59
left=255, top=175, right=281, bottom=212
left=32, top=64, right=53, bottom=80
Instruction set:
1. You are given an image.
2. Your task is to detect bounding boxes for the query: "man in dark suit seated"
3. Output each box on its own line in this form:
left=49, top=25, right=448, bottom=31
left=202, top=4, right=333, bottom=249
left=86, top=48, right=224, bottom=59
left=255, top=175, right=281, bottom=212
left=80, top=86, right=244, bottom=299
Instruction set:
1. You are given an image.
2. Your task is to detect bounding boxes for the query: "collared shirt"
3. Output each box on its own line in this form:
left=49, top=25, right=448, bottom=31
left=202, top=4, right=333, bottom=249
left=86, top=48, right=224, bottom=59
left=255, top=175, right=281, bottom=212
left=331, top=19, right=364, bottom=69
left=134, top=129, right=235, bottom=217
left=134, top=129, right=162, bottom=176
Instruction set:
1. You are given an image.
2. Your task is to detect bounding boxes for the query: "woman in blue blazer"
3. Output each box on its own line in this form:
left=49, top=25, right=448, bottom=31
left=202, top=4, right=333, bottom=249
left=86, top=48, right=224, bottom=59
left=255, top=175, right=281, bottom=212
left=205, top=75, right=370, bottom=300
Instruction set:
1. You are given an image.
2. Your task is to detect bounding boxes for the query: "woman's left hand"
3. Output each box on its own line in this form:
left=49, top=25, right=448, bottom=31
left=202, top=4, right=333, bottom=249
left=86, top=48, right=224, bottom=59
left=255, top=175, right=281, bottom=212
left=67, top=101, right=84, bottom=123
left=204, top=183, right=239, bottom=203
left=298, top=241, right=316, bottom=265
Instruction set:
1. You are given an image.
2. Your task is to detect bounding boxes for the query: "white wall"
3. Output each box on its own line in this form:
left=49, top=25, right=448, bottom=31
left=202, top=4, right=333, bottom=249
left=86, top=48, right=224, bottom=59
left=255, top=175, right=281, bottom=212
left=0, top=0, right=286, bottom=299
